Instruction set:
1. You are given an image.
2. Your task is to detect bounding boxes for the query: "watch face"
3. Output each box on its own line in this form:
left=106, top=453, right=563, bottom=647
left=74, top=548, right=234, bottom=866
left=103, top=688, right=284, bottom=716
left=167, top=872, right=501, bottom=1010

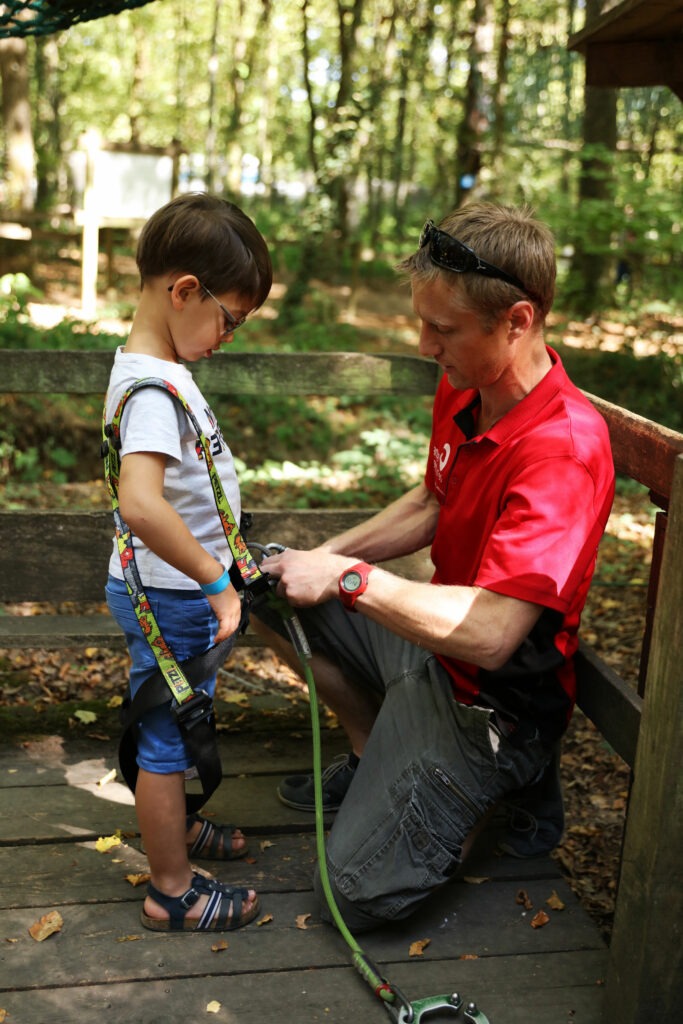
left=343, top=569, right=363, bottom=593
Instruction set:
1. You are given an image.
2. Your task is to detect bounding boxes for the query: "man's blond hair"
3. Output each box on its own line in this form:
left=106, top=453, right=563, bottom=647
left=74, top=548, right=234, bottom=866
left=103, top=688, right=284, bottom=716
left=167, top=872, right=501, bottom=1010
left=400, top=201, right=556, bottom=327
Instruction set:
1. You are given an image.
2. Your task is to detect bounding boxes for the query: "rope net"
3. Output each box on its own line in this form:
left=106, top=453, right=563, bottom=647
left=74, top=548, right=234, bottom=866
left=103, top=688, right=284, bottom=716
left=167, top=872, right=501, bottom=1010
left=0, top=1, right=157, bottom=38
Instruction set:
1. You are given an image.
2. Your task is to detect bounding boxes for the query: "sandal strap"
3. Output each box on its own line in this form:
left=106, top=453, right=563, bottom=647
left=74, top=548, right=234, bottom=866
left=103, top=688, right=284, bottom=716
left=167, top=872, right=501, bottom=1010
left=146, top=879, right=201, bottom=930
left=186, top=813, right=238, bottom=858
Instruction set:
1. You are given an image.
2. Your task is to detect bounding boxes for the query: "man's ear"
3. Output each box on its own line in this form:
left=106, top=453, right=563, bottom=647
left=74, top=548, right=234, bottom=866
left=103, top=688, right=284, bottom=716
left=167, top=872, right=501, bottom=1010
left=168, top=275, right=201, bottom=309
left=507, top=299, right=535, bottom=339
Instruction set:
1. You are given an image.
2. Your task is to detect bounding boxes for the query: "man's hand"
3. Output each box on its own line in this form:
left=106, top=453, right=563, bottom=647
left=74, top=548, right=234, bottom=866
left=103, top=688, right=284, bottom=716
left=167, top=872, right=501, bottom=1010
left=207, top=583, right=242, bottom=642
left=260, top=547, right=355, bottom=607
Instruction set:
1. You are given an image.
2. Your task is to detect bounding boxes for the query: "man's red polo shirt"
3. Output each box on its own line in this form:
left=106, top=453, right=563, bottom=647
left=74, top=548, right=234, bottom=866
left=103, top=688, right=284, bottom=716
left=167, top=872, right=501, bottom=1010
left=425, top=347, right=615, bottom=743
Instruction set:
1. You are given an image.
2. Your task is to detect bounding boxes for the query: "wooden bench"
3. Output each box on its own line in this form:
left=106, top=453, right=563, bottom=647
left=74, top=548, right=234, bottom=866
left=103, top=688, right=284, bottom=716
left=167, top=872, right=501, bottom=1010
left=1, top=347, right=682, bottom=1023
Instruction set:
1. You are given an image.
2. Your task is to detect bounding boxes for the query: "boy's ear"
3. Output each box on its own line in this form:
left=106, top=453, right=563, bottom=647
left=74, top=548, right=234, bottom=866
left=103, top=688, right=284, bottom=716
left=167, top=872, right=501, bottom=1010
left=168, top=275, right=201, bottom=308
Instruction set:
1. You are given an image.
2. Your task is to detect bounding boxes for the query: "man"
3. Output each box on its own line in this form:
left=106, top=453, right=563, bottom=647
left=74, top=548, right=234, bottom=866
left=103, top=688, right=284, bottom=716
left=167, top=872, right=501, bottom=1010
left=255, top=202, right=615, bottom=932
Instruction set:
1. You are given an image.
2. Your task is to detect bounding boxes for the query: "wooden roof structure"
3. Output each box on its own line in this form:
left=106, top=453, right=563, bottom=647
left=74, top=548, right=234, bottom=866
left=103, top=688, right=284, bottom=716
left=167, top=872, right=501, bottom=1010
left=569, top=0, right=683, bottom=99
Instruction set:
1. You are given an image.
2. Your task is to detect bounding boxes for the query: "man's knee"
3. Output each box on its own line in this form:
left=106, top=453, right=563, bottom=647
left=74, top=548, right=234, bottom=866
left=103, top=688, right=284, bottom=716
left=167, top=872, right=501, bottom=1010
left=312, top=865, right=391, bottom=933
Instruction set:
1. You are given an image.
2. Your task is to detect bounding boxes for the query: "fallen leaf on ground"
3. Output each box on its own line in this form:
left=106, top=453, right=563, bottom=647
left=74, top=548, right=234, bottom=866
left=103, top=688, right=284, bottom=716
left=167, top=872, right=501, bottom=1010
left=211, top=940, right=229, bottom=952
left=459, top=954, right=479, bottom=960
left=296, top=913, right=311, bottom=930
left=116, top=934, right=142, bottom=942
left=74, top=709, right=97, bottom=724
left=409, top=938, right=431, bottom=957
left=29, top=910, right=63, bottom=942
left=256, top=914, right=273, bottom=926
left=206, top=1001, right=221, bottom=1014
left=97, top=768, right=117, bottom=787
left=95, top=833, right=122, bottom=853
left=125, top=872, right=151, bottom=887
left=530, top=910, right=550, bottom=929
left=516, top=889, right=533, bottom=910
left=463, top=876, right=489, bottom=885
left=1, top=1008, right=7, bottom=1021
left=546, top=890, right=566, bottom=911
left=260, top=840, right=275, bottom=851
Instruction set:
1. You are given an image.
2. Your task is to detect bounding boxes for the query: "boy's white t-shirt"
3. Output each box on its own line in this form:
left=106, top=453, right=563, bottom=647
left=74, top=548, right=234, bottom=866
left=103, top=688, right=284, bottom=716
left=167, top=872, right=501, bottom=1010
left=105, top=347, right=240, bottom=590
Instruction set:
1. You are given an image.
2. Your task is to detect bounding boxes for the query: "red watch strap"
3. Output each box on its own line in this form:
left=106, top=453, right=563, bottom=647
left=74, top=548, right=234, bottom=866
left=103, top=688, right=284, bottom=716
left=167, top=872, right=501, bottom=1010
left=338, top=561, right=373, bottom=612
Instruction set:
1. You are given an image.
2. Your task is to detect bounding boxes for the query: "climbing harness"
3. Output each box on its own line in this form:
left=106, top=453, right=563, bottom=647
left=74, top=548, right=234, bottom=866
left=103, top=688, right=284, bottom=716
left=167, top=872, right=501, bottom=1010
left=102, top=375, right=490, bottom=1021
left=102, top=377, right=271, bottom=812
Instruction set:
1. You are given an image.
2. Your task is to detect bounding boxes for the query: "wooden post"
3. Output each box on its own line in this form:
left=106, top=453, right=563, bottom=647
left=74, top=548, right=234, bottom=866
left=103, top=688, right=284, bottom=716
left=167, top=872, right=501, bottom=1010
left=80, top=130, right=101, bottom=319
left=602, top=453, right=683, bottom=1020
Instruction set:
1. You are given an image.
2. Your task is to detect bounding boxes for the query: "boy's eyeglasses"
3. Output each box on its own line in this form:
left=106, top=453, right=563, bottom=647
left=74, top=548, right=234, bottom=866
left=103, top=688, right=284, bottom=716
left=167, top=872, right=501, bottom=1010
left=199, top=283, right=248, bottom=337
left=167, top=282, right=248, bottom=336
left=419, top=220, right=536, bottom=302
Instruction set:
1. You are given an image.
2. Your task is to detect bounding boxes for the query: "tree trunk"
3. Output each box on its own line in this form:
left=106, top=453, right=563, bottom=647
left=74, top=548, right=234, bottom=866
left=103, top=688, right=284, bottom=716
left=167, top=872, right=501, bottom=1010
left=570, top=0, right=618, bottom=314
left=490, top=0, right=511, bottom=181
left=205, top=0, right=222, bottom=193
left=454, top=0, right=495, bottom=207
left=0, top=33, right=35, bottom=212
left=34, top=34, right=62, bottom=211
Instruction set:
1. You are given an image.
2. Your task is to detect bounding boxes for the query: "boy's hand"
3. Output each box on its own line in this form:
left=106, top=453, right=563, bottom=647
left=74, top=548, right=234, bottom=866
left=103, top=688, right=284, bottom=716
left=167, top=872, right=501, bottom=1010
left=207, top=583, right=242, bottom=642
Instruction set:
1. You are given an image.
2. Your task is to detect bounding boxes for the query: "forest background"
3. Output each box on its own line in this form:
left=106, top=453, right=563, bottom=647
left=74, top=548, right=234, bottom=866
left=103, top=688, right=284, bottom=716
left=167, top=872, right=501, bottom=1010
left=0, top=0, right=681, bottom=936
left=0, top=0, right=680, bottom=500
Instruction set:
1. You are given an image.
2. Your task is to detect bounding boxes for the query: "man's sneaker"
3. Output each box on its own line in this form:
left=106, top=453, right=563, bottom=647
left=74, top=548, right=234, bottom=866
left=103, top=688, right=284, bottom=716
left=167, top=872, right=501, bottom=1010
left=498, top=749, right=564, bottom=858
left=277, top=752, right=358, bottom=812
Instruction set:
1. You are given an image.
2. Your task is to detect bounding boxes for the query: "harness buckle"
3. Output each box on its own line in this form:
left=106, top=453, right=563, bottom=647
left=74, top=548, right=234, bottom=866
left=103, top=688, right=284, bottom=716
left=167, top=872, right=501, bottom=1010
left=172, top=688, right=213, bottom=731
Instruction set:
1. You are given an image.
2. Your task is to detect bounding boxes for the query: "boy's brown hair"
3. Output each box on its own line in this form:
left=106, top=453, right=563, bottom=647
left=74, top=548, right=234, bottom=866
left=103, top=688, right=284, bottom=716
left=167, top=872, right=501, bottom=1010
left=136, top=192, right=272, bottom=308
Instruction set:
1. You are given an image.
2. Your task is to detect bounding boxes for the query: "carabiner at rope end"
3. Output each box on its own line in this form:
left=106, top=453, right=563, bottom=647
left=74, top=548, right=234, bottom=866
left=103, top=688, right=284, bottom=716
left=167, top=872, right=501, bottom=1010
left=383, top=991, right=491, bottom=1024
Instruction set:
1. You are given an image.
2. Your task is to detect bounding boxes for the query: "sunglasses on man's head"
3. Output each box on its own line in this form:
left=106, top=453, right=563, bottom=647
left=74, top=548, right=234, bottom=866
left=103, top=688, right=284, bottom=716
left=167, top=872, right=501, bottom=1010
left=419, top=220, right=533, bottom=300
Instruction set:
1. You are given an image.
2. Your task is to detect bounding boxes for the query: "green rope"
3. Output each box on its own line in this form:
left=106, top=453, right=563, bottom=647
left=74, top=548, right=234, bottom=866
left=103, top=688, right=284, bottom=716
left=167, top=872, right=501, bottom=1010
left=302, top=657, right=395, bottom=1003
left=0, top=0, right=157, bottom=38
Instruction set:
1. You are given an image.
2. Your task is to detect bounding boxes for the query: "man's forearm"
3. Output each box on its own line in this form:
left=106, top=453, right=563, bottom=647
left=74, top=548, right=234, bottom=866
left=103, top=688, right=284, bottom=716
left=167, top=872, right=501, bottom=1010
left=321, top=482, right=439, bottom=564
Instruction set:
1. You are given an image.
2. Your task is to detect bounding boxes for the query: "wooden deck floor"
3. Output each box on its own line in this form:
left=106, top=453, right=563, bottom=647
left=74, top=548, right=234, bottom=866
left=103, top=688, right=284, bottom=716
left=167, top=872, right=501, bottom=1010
left=0, top=701, right=608, bottom=1024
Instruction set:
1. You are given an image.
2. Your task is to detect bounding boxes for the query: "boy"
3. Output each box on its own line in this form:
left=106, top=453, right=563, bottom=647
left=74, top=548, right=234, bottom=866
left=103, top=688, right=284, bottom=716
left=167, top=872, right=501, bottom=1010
left=104, top=192, right=272, bottom=931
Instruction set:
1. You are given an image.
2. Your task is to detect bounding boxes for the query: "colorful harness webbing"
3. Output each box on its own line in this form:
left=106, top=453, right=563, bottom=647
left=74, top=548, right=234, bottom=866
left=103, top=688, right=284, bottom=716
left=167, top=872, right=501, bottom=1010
left=102, top=377, right=270, bottom=811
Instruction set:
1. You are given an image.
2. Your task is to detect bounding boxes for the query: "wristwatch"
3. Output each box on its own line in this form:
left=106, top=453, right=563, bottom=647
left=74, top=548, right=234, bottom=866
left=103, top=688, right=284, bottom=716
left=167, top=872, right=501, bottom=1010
left=338, top=562, right=374, bottom=612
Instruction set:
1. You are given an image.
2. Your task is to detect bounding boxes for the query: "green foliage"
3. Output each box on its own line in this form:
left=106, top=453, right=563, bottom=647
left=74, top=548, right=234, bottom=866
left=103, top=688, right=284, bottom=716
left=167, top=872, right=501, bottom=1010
left=558, top=344, right=682, bottom=431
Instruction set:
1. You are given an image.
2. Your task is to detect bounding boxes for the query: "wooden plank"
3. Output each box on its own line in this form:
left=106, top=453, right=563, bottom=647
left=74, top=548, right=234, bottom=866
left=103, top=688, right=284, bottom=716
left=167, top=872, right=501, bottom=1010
left=0, top=349, right=440, bottom=397
left=0, top=822, right=560, bottom=911
left=0, top=951, right=609, bottom=1024
left=0, top=775, right=343, bottom=843
left=0, top=835, right=322, bottom=909
left=569, top=0, right=683, bottom=48
left=582, top=40, right=683, bottom=90
left=603, top=455, right=683, bottom=1021
left=586, top=392, right=683, bottom=501
left=0, top=731, right=350, bottom=785
left=0, top=879, right=603, bottom=990
left=0, top=508, right=371, bottom=603
left=575, top=642, right=642, bottom=766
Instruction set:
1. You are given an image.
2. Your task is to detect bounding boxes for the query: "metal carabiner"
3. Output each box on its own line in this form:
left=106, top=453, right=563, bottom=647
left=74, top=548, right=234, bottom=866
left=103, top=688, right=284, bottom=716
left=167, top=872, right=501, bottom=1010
left=384, top=992, right=491, bottom=1024
left=385, top=992, right=463, bottom=1024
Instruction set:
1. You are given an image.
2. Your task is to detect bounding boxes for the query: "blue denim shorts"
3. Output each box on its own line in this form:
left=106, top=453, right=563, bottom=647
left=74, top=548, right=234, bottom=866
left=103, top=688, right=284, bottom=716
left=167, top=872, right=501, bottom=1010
left=105, top=576, right=217, bottom=774
left=253, top=596, right=550, bottom=930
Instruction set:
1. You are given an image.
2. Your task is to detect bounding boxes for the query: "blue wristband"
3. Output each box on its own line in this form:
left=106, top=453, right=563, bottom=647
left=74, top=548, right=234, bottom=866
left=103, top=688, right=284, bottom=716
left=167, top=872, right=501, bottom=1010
left=200, top=567, right=231, bottom=596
